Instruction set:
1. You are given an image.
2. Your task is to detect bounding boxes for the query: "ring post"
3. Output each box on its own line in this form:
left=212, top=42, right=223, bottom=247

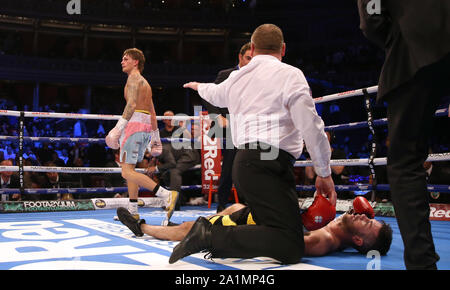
left=18, top=111, right=25, bottom=196
left=363, top=89, right=377, bottom=202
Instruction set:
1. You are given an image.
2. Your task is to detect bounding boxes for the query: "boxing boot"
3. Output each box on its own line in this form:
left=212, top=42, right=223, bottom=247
left=169, top=217, right=212, bottom=264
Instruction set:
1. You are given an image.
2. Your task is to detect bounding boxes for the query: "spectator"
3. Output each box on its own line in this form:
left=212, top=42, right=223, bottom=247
left=67, top=143, right=87, bottom=167
left=145, top=143, right=176, bottom=184
left=2, top=146, right=16, bottom=160
left=39, top=161, right=73, bottom=200
left=21, top=158, right=41, bottom=201
left=0, top=159, right=20, bottom=201
left=23, top=146, right=38, bottom=164
left=36, top=143, right=55, bottom=165
left=147, top=142, right=200, bottom=209
left=184, top=122, right=204, bottom=203
left=51, top=151, right=65, bottom=167
left=160, top=110, right=190, bottom=139
left=73, top=119, right=87, bottom=137
left=70, top=157, right=92, bottom=193
left=105, top=150, right=127, bottom=198
left=96, top=122, right=106, bottom=137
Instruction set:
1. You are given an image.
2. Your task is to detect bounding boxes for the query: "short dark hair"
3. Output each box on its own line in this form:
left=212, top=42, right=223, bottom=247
left=239, top=42, right=251, bottom=56
left=354, top=221, right=393, bottom=255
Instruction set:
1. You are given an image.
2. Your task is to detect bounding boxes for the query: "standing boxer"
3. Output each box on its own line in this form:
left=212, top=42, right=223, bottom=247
left=106, top=48, right=178, bottom=224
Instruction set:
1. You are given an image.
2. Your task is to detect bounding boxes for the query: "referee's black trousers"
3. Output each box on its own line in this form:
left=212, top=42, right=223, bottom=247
left=209, top=144, right=304, bottom=264
left=386, top=55, right=449, bottom=270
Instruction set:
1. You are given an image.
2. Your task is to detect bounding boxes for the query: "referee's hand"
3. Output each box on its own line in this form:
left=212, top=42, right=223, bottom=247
left=183, top=82, right=200, bottom=91
left=315, top=175, right=337, bottom=207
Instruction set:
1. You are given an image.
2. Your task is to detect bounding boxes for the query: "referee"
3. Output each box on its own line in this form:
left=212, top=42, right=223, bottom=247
left=172, top=24, right=336, bottom=264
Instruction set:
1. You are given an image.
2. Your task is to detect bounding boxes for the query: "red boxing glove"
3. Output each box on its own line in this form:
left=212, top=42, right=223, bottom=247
left=302, top=193, right=336, bottom=231
left=353, top=196, right=375, bottom=219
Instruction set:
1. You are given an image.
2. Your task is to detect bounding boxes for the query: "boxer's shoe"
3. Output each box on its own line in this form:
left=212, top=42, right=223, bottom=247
left=117, top=207, right=146, bottom=237
left=169, top=217, right=212, bottom=264
left=162, top=191, right=179, bottom=225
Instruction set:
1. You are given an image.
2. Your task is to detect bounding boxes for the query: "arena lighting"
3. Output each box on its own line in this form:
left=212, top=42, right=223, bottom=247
left=0, top=14, right=34, bottom=25
left=138, top=26, right=178, bottom=35
left=184, top=28, right=226, bottom=36
left=90, top=24, right=132, bottom=33
left=40, top=19, right=83, bottom=30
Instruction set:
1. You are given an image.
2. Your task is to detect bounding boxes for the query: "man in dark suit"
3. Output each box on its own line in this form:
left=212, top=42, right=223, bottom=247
left=201, top=42, right=252, bottom=212
left=357, top=0, right=450, bottom=269
left=148, top=143, right=200, bottom=208
left=104, top=150, right=127, bottom=198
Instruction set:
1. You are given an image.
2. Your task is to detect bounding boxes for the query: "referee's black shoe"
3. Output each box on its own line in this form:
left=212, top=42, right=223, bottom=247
left=117, top=207, right=146, bottom=237
left=169, top=217, right=212, bottom=264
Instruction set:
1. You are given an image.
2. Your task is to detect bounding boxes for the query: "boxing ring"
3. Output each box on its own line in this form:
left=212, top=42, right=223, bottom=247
left=0, top=84, right=449, bottom=270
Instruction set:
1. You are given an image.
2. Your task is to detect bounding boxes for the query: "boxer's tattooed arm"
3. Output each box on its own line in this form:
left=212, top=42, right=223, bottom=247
left=122, top=75, right=141, bottom=120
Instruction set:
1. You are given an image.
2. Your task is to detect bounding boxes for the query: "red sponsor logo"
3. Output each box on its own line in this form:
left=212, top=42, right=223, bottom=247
left=200, top=112, right=221, bottom=194
left=30, top=112, right=50, bottom=115
left=337, top=90, right=356, bottom=96
left=429, top=203, right=450, bottom=221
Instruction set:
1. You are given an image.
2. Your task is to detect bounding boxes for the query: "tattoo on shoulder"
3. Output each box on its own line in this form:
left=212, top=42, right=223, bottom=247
left=123, top=75, right=143, bottom=120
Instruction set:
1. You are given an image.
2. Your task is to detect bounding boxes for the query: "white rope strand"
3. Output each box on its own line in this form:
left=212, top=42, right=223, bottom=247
left=0, top=110, right=200, bottom=121
left=294, top=152, right=450, bottom=167
left=313, top=85, right=378, bottom=104
left=0, top=164, right=202, bottom=173
left=0, top=153, right=448, bottom=172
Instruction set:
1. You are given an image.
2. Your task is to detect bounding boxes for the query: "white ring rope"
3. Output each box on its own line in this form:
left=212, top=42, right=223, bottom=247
left=0, top=164, right=202, bottom=173
left=0, top=110, right=200, bottom=121
left=0, top=136, right=193, bottom=144
left=294, top=152, right=450, bottom=167
left=0, top=85, right=381, bottom=120
left=313, top=85, right=378, bottom=104
left=0, top=84, right=447, bottom=120
left=0, top=153, right=448, bottom=173
left=1, top=84, right=445, bottom=122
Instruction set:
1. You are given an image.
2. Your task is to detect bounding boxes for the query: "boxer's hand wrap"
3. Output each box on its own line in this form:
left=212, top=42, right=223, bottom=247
left=353, top=196, right=375, bottom=219
left=105, top=117, right=128, bottom=149
left=301, top=192, right=336, bottom=231
left=148, top=129, right=162, bottom=157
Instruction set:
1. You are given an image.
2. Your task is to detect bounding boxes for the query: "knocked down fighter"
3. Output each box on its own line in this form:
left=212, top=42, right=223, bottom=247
left=117, top=194, right=392, bottom=261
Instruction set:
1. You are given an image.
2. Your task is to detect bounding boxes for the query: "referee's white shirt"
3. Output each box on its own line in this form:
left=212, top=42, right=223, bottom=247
left=198, top=54, right=331, bottom=177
